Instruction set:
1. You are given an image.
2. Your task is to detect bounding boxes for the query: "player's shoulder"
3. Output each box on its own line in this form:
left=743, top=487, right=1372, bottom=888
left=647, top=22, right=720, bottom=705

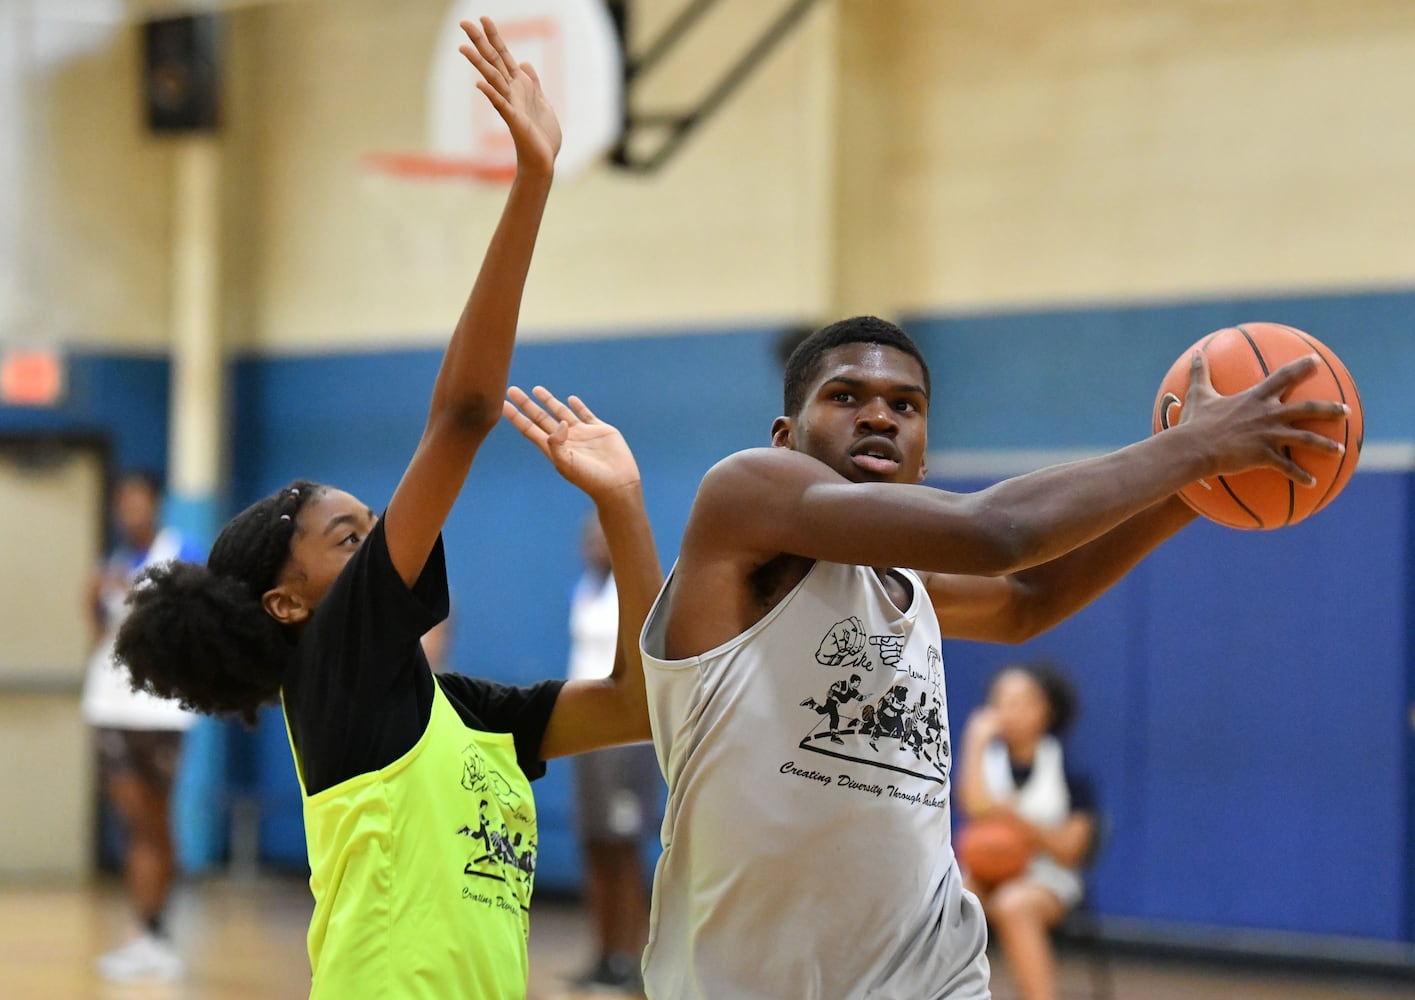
left=697, top=447, right=833, bottom=500
left=702, top=446, right=789, bottom=479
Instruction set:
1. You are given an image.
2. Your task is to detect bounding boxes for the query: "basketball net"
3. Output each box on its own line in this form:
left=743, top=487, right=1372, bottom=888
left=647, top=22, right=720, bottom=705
left=363, top=0, right=623, bottom=184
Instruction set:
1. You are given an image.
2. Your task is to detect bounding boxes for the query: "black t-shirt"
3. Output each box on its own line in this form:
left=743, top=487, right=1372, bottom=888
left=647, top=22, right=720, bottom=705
left=282, top=516, right=565, bottom=796
left=1009, top=755, right=1096, bottom=814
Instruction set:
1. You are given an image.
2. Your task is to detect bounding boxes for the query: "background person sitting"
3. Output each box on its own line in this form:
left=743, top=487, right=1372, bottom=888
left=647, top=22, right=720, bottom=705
left=958, top=661, right=1096, bottom=1000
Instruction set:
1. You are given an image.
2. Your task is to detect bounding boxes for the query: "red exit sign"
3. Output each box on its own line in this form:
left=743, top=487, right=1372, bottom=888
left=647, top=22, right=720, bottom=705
left=1, top=348, right=66, bottom=406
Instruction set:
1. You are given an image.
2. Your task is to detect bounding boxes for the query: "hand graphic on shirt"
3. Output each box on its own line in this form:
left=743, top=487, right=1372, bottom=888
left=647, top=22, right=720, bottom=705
left=869, top=634, right=905, bottom=668
left=816, top=617, right=869, bottom=669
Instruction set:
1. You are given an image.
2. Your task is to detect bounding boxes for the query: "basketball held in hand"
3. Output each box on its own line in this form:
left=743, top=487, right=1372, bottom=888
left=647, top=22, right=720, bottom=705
left=1152, top=323, right=1363, bottom=530
left=955, top=813, right=1034, bottom=887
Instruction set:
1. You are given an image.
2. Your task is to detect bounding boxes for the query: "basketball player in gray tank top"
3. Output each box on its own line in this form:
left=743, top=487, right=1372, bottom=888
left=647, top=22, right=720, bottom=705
left=637, top=316, right=1343, bottom=999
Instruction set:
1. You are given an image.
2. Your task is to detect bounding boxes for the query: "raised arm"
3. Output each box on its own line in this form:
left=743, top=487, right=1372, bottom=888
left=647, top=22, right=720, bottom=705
left=684, top=352, right=1344, bottom=580
left=501, top=387, right=663, bottom=758
left=383, top=18, right=561, bottom=586
left=925, top=496, right=1197, bottom=643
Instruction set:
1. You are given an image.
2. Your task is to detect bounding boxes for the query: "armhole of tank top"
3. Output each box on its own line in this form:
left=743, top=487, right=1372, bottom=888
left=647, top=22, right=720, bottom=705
left=646, top=558, right=829, bottom=667
left=866, top=565, right=925, bottom=620
left=295, top=677, right=463, bottom=806
left=278, top=691, right=311, bottom=797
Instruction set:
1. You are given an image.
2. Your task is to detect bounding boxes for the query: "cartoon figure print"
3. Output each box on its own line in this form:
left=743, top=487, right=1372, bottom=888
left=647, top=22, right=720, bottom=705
left=869, top=634, right=905, bottom=671
left=457, top=743, right=537, bottom=908
left=905, top=691, right=940, bottom=759
left=797, top=622, right=951, bottom=783
left=862, top=684, right=911, bottom=750
left=800, top=674, right=866, bottom=744
left=816, top=617, right=871, bottom=671
left=458, top=799, right=537, bottom=876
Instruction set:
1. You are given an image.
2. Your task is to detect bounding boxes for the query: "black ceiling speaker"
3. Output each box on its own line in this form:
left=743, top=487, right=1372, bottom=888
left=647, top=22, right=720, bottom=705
left=142, top=14, right=221, bottom=133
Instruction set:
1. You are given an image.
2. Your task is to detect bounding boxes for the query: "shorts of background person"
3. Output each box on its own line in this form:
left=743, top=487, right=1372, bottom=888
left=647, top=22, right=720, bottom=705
left=95, top=728, right=185, bottom=793
left=572, top=742, right=661, bottom=844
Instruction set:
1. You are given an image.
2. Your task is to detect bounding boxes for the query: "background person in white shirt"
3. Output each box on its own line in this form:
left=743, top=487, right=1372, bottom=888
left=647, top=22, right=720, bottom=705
left=81, top=471, right=201, bottom=982
left=567, top=513, right=662, bottom=994
left=959, top=662, right=1096, bottom=1000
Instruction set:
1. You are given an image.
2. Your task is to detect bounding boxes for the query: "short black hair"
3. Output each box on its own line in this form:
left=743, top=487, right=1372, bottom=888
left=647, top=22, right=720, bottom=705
left=773, top=323, right=818, bottom=371
left=114, top=480, right=323, bottom=724
left=114, top=469, right=163, bottom=499
left=781, top=316, right=931, bottom=417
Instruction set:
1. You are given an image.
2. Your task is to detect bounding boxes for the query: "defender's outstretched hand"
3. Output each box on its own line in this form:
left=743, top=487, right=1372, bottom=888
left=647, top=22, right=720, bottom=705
left=1177, top=350, right=1347, bottom=486
left=503, top=386, right=641, bottom=501
left=507, top=384, right=662, bottom=758
left=459, top=17, right=562, bottom=176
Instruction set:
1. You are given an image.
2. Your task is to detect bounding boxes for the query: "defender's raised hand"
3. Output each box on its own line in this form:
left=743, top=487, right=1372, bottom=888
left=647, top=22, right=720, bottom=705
left=506, top=384, right=663, bottom=758
left=459, top=17, right=562, bottom=176
left=503, top=386, right=641, bottom=501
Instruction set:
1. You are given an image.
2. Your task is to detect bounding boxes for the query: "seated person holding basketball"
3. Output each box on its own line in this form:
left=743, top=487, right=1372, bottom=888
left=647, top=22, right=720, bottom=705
left=957, top=662, right=1094, bottom=1000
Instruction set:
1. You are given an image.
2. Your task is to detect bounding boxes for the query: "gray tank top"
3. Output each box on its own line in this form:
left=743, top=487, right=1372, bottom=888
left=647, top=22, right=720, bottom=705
left=639, top=560, right=990, bottom=999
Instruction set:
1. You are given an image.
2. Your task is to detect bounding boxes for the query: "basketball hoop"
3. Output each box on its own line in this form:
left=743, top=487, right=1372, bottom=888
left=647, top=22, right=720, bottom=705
left=363, top=0, right=623, bottom=185
left=361, top=151, right=515, bottom=183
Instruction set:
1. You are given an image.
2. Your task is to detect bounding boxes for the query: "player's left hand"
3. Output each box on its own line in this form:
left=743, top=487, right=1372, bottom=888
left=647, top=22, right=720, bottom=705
left=459, top=17, right=562, bottom=177
left=503, top=386, right=641, bottom=500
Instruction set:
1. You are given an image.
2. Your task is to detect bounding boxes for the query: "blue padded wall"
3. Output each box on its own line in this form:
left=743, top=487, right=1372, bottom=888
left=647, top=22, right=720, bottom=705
left=938, top=470, right=1412, bottom=942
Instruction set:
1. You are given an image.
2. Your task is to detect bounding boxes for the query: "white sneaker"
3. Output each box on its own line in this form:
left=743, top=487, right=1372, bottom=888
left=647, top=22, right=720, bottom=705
left=96, top=933, right=185, bottom=982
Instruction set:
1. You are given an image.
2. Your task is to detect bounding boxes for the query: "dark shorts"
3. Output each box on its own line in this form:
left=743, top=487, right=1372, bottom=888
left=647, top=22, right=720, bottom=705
left=95, top=728, right=185, bottom=792
left=572, top=742, right=663, bottom=844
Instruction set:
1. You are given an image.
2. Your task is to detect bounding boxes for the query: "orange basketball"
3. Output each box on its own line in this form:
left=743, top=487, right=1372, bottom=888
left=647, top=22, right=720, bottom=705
left=955, top=814, right=1033, bottom=886
left=1152, top=323, right=1363, bottom=530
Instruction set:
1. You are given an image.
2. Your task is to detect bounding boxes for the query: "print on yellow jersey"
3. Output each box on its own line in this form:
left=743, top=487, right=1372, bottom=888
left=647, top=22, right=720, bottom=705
left=456, top=741, right=538, bottom=918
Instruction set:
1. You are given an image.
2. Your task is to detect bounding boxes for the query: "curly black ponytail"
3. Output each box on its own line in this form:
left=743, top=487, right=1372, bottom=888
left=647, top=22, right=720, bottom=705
left=114, top=480, right=322, bottom=725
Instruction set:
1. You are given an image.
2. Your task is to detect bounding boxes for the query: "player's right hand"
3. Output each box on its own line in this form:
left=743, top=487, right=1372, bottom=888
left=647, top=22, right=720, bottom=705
left=1177, top=350, right=1347, bottom=486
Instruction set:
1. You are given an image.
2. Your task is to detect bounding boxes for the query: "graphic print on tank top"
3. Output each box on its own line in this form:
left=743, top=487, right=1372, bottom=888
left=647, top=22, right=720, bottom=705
left=797, top=620, right=951, bottom=784
left=455, top=742, right=538, bottom=916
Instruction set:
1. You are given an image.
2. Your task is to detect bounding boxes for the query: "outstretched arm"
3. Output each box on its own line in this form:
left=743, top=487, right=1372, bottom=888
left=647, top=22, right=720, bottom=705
left=684, top=352, right=1345, bottom=581
left=502, top=387, right=663, bottom=758
left=926, top=496, right=1197, bottom=643
left=384, top=18, right=562, bottom=586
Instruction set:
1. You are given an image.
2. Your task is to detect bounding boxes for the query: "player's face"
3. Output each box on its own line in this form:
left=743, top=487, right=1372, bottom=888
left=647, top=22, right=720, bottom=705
left=991, top=669, right=1051, bottom=744
left=774, top=343, right=929, bottom=485
left=265, top=489, right=377, bottom=625
left=113, top=479, right=159, bottom=545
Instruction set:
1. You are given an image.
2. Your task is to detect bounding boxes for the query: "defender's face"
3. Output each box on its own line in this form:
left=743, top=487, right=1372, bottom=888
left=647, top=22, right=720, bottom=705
left=288, top=490, right=378, bottom=607
left=265, top=489, right=378, bottom=626
left=773, top=343, right=929, bottom=485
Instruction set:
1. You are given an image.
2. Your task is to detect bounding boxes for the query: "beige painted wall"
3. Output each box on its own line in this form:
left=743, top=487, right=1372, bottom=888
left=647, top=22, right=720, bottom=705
left=15, top=0, right=837, bottom=352
left=16, top=0, right=1415, bottom=353
left=0, top=444, right=104, bottom=879
left=0, top=693, right=95, bottom=877
left=241, top=0, right=837, bottom=350
left=20, top=15, right=172, bottom=351
left=834, top=0, right=1415, bottom=316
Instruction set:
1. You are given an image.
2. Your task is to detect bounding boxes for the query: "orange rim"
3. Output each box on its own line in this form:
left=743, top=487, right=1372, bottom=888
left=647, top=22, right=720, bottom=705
left=361, top=151, right=515, bottom=182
